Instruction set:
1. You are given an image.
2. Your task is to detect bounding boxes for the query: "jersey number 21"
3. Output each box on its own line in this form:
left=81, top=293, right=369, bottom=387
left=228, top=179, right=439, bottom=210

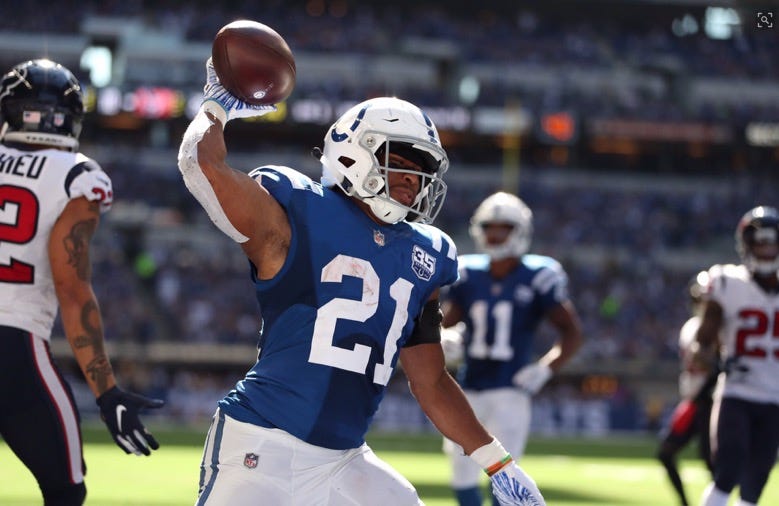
left=309, top=254, right=414, bottom=386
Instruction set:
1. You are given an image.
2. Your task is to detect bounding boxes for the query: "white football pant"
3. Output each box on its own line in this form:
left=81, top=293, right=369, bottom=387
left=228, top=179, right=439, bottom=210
left=443, top=388, right=532, bottom=488
left=197, top=409, right=423, bottom=505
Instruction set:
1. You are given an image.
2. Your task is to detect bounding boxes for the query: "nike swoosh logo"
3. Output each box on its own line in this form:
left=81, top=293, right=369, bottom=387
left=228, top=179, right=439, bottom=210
left=116, top=405, right=127, bottom=433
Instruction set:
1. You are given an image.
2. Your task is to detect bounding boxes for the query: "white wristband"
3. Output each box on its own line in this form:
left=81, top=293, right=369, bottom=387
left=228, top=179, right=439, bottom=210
left=202, top=100, right=228, bottom=128
left=469, top=438, right=511, bottom=472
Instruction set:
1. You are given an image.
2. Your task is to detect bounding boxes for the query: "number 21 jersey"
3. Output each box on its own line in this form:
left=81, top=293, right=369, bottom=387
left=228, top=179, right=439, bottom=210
left=219, top=166, right=458, bottom=450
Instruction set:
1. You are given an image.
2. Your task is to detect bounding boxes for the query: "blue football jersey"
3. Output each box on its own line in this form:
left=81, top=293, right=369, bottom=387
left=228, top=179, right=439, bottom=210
left=218, top=166, right=458, bottom=449
left=447, top=253, right=569, bottom=390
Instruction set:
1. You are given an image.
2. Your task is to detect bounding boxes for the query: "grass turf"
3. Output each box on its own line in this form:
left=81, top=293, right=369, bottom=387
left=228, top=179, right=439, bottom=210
left=2, top=424, right=777, bottom=505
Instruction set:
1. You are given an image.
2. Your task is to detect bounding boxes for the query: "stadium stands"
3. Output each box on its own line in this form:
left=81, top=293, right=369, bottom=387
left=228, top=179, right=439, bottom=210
left=8, top=0, right=778, bottom=430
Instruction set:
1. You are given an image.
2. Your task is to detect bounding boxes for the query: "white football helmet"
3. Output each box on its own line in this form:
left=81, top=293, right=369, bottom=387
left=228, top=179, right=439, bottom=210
left=469, top=192, right=533, bottom=260
left=320, top=97, right=449, bottom=224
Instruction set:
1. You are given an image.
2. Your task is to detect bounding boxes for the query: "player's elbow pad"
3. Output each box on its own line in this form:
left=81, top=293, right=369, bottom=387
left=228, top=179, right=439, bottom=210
left=177, top=109, right=249, bottom=243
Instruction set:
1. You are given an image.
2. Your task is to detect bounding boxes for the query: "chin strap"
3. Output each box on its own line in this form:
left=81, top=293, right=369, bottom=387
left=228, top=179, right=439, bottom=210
left=1, top=130, right=79, bottom=150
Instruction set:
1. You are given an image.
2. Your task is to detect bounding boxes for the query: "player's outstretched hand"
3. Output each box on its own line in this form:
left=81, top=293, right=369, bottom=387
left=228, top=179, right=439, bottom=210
left=489, top=461, right=546, bottom=506
left=96, top=386, right=164, bottom=456
left=202, top=58, right=276, bottom=123
left=512, top=362, right=552, bottom=395
left=470, top=438, right=546, bottom=506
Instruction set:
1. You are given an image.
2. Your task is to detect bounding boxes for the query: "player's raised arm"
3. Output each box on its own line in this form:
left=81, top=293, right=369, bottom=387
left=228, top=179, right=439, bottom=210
left=177, top=59, right=290, bottom=276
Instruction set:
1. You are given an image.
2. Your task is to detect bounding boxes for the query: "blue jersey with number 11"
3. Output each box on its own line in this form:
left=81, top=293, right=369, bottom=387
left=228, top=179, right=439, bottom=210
left=448, top=253, right=568, bottom=390
left=218, top=166, right=458, bottom=450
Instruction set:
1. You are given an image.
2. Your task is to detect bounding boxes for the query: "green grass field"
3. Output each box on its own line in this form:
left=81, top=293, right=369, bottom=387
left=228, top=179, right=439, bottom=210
left=2, top=423, right=778, bottom=505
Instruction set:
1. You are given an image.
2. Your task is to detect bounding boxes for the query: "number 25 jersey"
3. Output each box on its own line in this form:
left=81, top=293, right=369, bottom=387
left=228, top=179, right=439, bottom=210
left=219, top=166, right=458, bottom=450
left=0, top=144, right=112, bottom=339
left=708, top=263, right=779, bottom=405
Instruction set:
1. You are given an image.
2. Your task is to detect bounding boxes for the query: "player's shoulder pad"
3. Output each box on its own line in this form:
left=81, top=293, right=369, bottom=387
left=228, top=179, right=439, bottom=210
left=524, top=253, right=568, bottom=293
left=708, top=263, right=749, bottom=280
left=458, top=253, right=490, bottom=271
left=523, top=253, right=563, bottom=273
left=708, top=263, right=748, bottom=292
left=408, top=222, right=458, bottom=261
left=451, top=254, right=487, bottom=287
left=65, top=156, right=113, bottom=213
left=247, top=165, right=323, bottom=196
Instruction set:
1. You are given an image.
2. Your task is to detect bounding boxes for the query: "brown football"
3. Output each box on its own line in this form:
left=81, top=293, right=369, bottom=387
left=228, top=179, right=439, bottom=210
left=211, top=20, right=296, bottom=105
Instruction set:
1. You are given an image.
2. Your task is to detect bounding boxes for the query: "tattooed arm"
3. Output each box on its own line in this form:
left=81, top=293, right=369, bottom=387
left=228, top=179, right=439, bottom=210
left=49, top=195, right=163, bottom=455
left=48, top=196, right=116, bottom=397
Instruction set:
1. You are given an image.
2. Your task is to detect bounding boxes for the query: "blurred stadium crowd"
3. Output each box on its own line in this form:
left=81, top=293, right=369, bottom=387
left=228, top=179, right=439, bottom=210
left=3, top=0, right=778, bottom=430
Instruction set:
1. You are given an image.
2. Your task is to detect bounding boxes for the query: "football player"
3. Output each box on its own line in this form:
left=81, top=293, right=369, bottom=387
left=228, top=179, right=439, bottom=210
left=0, top=59, right=163, bottom=505
left=698, top=206, right=779, bottom=506
left=656, top=271, right=718, bottom=506
left=178, top=58, right=546, bottom=505
left=439, top=192, right=583, bottom=506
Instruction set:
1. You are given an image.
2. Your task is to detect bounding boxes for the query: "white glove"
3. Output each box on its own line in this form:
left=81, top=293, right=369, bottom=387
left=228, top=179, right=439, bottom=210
left=202, top=58, right=276, bottom=125
left=469, top=438, right=546, bottom=506
left=441, top=322, right=465, bottom=367
left=512, top=362, right=552, bottom=395
left=491, top=463, right=546, bottom=506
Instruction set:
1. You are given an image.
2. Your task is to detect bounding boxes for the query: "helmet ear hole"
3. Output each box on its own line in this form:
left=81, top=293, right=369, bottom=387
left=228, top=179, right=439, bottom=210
left=338, top=156, right=356, bottom=168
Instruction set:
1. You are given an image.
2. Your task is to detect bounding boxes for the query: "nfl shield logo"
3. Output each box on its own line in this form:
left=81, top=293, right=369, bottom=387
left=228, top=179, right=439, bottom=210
left=243, top=452, right=258, bottom=469
left=373, top=230, right=385, bottom=246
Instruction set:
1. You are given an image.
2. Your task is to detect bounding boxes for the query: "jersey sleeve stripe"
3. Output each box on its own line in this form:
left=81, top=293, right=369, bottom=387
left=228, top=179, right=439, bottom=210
left=443, top=233, right=457, bottom=260
left=63, top=161, right=90, bottom=197
left=430, top=230, right=442, bottom=252
left=531, top=267, right=561, bottom=294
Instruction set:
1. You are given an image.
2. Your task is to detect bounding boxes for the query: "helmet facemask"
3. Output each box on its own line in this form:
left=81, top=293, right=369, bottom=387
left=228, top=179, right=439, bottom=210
left=320, top=97, right=449, bottom=224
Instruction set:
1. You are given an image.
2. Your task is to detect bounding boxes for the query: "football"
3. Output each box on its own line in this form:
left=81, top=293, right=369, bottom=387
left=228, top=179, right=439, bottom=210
left=211, top=20, right=296, bottom=105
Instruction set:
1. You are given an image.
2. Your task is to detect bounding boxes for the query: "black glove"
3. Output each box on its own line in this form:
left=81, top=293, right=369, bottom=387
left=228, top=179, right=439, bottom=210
left=96, top=386, right=164, bottom=456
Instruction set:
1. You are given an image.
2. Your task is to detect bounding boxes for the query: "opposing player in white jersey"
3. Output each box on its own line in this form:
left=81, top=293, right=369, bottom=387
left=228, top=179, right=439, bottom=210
left=0, top=59, right=163, bottom=505
left=698, top=206, right=779, bottom=506
left=178, top=57, right=545, bottom=505
left=439, top=192, right=583, bottom=506
left=656, top=271, right=717, bottom=506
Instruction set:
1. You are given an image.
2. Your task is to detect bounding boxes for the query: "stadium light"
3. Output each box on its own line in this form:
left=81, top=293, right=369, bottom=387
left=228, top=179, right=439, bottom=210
left=704, top=7, right=740, bottom=40
left=80, top=46, right=113, bottom=87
